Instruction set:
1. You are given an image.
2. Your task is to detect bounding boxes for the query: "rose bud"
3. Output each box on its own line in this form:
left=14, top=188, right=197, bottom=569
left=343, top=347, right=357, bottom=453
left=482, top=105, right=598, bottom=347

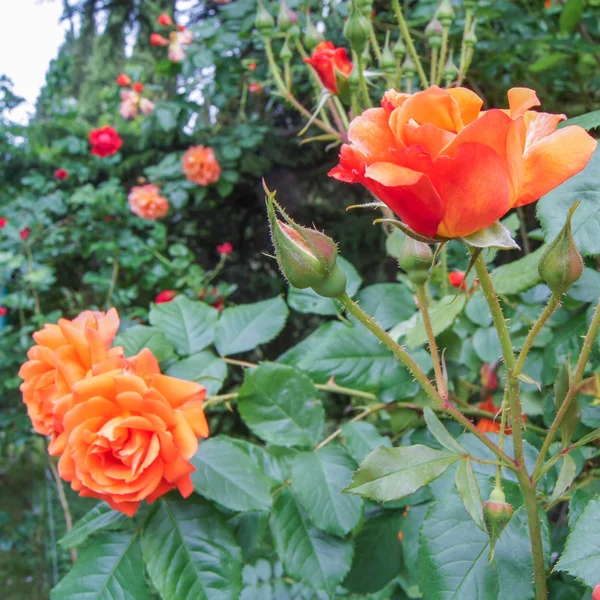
left=266, top=186, right=346, bottom=298
left=437, top=0, right=455, bottom=27
left=303, top=11, right=324, bottom=51
left=398, top=237, right=433, bottom=285
left=539, top=202, right=583, bottom=295
left=150, top=33, right=169, bottom=46
left=483, top=487, right=513, bottom=560
left=255, top=1, right=275, bottom=38
left=116, top=73, right=131, bottom=87
left=131, top=82, right=144, bottom=93
left=425, top=18, right=443, bottom=49
left=343, top=0, right=371, bottom=56
left=277, top=0, right=292, bottom=32
left=157, top=13, right=173, bottom=26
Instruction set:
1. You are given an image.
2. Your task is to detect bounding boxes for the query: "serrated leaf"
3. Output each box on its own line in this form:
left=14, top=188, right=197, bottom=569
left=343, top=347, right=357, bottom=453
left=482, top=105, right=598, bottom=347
left=343, top=509, right=404, bottom=594
left=558, top=109, right=600, bottom=132
left=59, top=503, right=131, bottom=549
left=549, top=454, right=578, bottom=503
left=51, top=531, right=148, bottom=599
left=341, top=421, right=392, bottom=464
left=344, top=445, right=460, bottom=502
left=473, top=327, right=502, bottom=363
left=149, top=296, right=218, bottom=356
left=537, top=148, right=600, bottom=257
left=291, top=443, right=363, bottom=537
left=237, top=363, right=324, bottom=448
left=406, top=295, right=466, bottom=349
left=424, top=407, right=466, bottom=454
left=270, top=488, right=353, bottom=594
left=191, top=437, right=273, bottom=512
left=142, top=496, right=242, bottom=600
left=165, top=350, right=227, bottom=395
left=490, top=245, right=546, bottom=294
left=556, top=496, right=600, bottom=587
left=461, top=220, right=519, bottom=250
left=455, top=460, right=485, bottom=531
left=114, top=325, right=176, bottom=362
left=214, top=296, right=288, bottom=356
left=355, top=283, right=416, bottom=330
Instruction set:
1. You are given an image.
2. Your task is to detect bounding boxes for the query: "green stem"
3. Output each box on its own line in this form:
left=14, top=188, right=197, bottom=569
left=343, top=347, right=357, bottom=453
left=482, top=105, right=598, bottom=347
left=533, top=298, right=600, bottom=479
left=337, top=292, right=514, bottom=465
left=416, top=284, right=446, bottom=400
left=430, top=47, right=438, bottom=91
left=459, top=7, right=473, bottom=80
left=440, top=244, right=449, bottom=296
left=327, top=98, right=347, bottom=137
left=315, top=382, right=376, bottom=401
left=391, top=0, right=429, bottom=88
left=369, top=27, right=382, bottom=61
left=105, top=257, right=119, bottom=309
left=332, top=96, right=350, bottom=130
left=495, top=389, right=509, bottom=489
left=356, top=54, right=372, bottom=108
left=514, top=293, right=561, bottom=375
left=436, top=26, right=450, bottom=86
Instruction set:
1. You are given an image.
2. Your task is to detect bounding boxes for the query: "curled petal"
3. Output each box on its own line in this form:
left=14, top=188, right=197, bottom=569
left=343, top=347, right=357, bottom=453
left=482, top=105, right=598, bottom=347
left=507, top=88, right=541, bottom=120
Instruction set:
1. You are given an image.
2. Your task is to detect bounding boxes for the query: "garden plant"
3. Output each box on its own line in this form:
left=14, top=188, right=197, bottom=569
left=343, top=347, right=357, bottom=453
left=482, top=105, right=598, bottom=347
left=2, top=0, right=600, bottom=599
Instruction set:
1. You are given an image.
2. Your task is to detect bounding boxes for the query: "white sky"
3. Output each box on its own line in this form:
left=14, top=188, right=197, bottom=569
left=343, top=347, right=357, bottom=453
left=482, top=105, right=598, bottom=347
left=0, top=0, right=66, bottom=123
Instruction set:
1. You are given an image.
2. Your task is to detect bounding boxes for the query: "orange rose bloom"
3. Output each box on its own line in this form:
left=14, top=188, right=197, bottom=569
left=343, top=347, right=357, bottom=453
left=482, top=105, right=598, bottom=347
left=181, top=145, right=221, bottom=186
left=128, top=184, right=169, bottom=221
left=329, top=86, right=597, bottom=239
left=57, top=349, right=208, bottom=516
left=476, top=397, right=526, bottom=434
left=19, top=309, right=121, bottom=452
left=304, top=41, right=353, bottom=94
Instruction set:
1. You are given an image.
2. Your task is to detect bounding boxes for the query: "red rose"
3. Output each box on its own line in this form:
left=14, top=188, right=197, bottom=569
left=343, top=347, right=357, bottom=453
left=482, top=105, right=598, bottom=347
left=131, top=82, right=144, bottom=93
left=448, top=271, right=466, bottom=290
left=217, top=242, right=233, bottom=256
left=303, top=41, right=353, bottom=94
left=156, top=290, right=177, bottom=304
left=177, top=24, right=186, bottom=32
left=0, top=307, right=7, bottom=317
left=0, top=218, right=7, bottom=228
left=157, top=13, right=173, bottom=26
left=248, top=82, right=263, bottom=94
left=150, top=33, right=169, bottom=46
left=54, top=168, right=68, bottom=180
left=89, top=126, right=123, bottom=157
left=592, top=583, right=600, bottom=600
left=20, top=228, right=31, bottom=241
left=116, top=73, right=131, bottom=87
left=248, top=62, right=257, bottom=70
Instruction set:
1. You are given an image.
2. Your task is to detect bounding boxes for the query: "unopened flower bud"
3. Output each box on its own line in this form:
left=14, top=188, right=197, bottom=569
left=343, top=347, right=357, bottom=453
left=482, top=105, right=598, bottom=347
left=402, top=55, right=416, bottom=78
left=483, top=487, right=512, bottom=560
left=539, top=202, right=583, bottom=295
left=393, top=38, right=406, bottom=59
left=379, top=32, right=396, bottom=73
left=356, top=0, right=373, bottom=17
left=464, top=0, right=478, bottom=9
left=288, top=23, right=301, bottom=41
left=398, top=238, right=433, bottom=284
left=255, top=1, right=275, bottom=38
left=266, top=187, right=347, bottom=298
left=464, top=23, right=477, bottom=48
left=304, top=12, right=324, bottom=51
left=436, top=0, right=455, bottom=27
left=443, top=55, right=459, bottom=85
left=277, top=0, right=292, bottom=32
left=280, top=38, right=293, bottom=61
left=344, top=1, right=371, bottom=56
left=425, top=18, right=443, bottom=49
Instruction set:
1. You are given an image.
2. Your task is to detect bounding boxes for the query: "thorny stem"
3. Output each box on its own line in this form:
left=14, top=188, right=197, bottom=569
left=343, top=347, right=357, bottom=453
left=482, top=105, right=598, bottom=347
left=327, top=98, right=347, bottom=137
left=436, top=26, right=450, bottom=86
left=48, top=456, right=77, bottom=563
left=415, top=284, right=446, bottom=400
left=430, top=47, right=438, bottom=94
left=369, top=26, right=382, bottom=61
left=473, top=251, right=547, bottom=600
left=332, top=96, right=350, bottom=130
left=356, top=54, right=372, bottom=108
left=495, top=389, right=509, bottom=489
left=391, top=0, right=429, bottom=88
left=440, top=244, right=449, bottom=296
left=533, top=298, right=600, bottom=480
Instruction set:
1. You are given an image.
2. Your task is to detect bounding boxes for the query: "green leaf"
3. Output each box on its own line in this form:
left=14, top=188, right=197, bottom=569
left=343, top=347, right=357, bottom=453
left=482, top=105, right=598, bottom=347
left=558, top=109, right=600, bottom=132
left=568, top=480, right=600, bottom=528
left=406, top=295, right=467, bottom=349
left=490, top=245, right=546, bottom=294
left=355, top=283, right=416, bottom=330
left=237, top=363, right=324, bottom=448
left=343, top=509, right=404, bottom=594
left=455, top=459, right=485, bottom=531
left=166, top=351, right=227, bottom=395
left=51, top=531, right=148, bottom=599
left=290, top=443, right=363, bottom=537
left=154, top=102, right=179, bottom=131
left=550, top=455, right=578, bottom=503
left=149, top=297, right=218, bottom=356
left=537, top=148, right=600, bottom=257
left=344, top=445, right=460, bottom=502
left=287, top=256, right=362, bottom=315
left=59, top=503, right=131, bottom=549
left=341, top=421, right=392, bottom=464
left=424, top=407, right=466, bottom=454
left=214, top=296, right=288, bottom=356
left=461, top=220, right=519, bottom=250
left=568, top=267, right=600, bottom=302
left=190, top=437, right=273, bottom=512
left=280, top=322, right=419, bottom=402
left=142, top=496, right=242, bottom=600
left=556, top=497, right=600, bottom=586
left=473, top=327, right=503, bottom=363
left=114, top=325, right=176, bottom=362
left=559, top=0, right=585, bottom=33
left=269, top=488, right=353, bottom=594
left=465, top=292, right=493, bottom=327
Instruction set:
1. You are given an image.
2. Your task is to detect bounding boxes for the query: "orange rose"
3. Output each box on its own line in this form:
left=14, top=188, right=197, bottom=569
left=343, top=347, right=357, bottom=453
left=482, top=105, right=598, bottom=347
left=476, top=397, right=526, bottom=434
left=57, top=349, right=208, bottom=516
left=329, top=86, right=597, bottom=239
left=128, top=184, right=169, bottom=220
left=304, top=41, right=353, bottom=94
left=18, top=309, right=121, bottom=452
left=181, top=145, right=221, bottom=186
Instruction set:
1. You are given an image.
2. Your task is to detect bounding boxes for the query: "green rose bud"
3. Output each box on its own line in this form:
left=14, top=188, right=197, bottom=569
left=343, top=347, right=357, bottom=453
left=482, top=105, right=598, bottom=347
left=304, top=12, right=324, bottom=51
left=437, top=0, right=455, bottom=27
left=538, top=202, right=583, bottom=295
left=255, top=1, right=275, bottom=38
left=443, top=55, right=459, bottom=85
left=379, top=32, right=396, bottom=73
left=402, top=55, right=416, bottom=77
left=277, top=0, right=291, bottom=32
left=398, top=237, right=433, bottom=284
left=266, top=186, right=347, bottom=298
left=483, top=487, right=513, bottom=560
left=464, top=23, right=477, bottom=48
left=425, top=18, right=443, bottom=49
left=280, top=38, right=293, bottom=61
left=344, top=0, right=372, bottom=55
left=393, top=38, right=406, bottom=59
